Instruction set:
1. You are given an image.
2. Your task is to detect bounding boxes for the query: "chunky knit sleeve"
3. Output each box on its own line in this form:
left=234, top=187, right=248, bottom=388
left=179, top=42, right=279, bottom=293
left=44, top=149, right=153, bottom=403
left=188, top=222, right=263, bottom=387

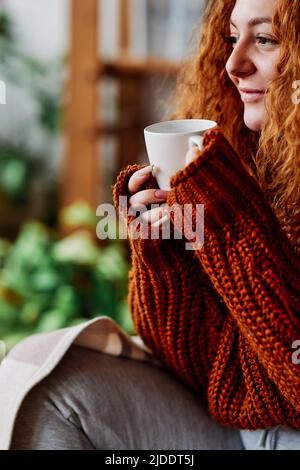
left=167, top=127, right=300, bottom=426
left=112, top=163, right=232, bottom=398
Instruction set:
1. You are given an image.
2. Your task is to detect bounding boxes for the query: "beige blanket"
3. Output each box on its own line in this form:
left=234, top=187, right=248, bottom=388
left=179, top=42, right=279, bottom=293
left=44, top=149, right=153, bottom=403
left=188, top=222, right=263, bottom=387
left=0, top=316, right=162, bottom=450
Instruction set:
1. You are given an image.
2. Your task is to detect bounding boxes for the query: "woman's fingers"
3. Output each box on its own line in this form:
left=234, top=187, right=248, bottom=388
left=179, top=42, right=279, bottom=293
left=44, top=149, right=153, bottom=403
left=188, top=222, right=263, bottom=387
left=128, top=165, right=155, bottom=195
left=127, top=164, right=170, bottom=229
left=129, top=188, right=169, bottom=207
left=151, top=213, right=169, bottom=228
left=140, top=204, right=168, bottom=225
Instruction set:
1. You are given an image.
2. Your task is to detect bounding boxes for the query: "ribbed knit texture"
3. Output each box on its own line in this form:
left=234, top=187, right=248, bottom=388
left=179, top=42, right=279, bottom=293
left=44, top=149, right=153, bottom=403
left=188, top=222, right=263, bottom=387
left=112, top=126, right=300, bottom=430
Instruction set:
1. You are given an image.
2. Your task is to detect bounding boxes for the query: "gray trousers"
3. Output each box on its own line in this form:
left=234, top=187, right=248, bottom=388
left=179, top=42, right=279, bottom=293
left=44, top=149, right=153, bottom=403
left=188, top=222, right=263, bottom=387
left=240, top=426, right=300, bottom=450
left=10, top=345, right=299, bottom=450
left=10, top=345, right=242, bottom=450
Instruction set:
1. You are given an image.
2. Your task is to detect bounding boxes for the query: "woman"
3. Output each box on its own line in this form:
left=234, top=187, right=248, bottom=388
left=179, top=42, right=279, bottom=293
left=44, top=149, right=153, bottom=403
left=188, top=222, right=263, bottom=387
left=9, top=0, right=300, bottom=450
left=113, top=0, right=300, bottom=449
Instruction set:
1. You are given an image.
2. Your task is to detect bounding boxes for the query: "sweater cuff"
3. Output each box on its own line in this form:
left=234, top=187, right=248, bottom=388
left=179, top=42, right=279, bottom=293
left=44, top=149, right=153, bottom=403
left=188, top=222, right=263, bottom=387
left=168, top=127, right=265, bottom=235
left=113, top=164, right=145, bottom=213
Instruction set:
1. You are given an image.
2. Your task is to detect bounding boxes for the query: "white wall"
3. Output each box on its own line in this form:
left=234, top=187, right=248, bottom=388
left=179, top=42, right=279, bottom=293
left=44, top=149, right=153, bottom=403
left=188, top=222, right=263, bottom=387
left=3, top=0, right=119, bottom=61
left=0, top=0, right=71, bottom=173
left=4, top=0, right=70, bottom=61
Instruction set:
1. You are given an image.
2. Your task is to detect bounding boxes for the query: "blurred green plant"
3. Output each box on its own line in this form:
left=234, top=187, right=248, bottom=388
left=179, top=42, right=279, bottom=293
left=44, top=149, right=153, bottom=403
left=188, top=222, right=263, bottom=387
left=0, top=10, right=13, bottom=40
left=0, top=11, right=134, bottom=350
left=0, top=202, right=133, bottom=352
left=0, top=142, right=45, bottom=203
left=0, top=7, right=62, bottom=217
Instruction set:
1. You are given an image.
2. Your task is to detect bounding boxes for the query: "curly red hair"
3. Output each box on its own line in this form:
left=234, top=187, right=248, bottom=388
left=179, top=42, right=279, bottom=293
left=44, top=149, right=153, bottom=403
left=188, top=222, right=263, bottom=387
left=170, top=0, right=300, bottom=251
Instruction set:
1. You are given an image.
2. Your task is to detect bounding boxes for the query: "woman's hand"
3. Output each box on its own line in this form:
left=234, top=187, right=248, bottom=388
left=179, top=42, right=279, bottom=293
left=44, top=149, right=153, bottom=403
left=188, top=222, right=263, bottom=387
left=127, top=146, right=201, bottom=228
left=127, top=165, right=170, bottom=227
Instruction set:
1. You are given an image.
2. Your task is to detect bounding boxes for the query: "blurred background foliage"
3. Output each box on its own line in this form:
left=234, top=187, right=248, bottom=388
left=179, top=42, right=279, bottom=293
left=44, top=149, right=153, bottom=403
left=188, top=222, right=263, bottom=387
left=0, top=8, right=133, bottom=351
left=0, top=207, right=133, bottom=352
left=0, top=8, right=62, bottom=233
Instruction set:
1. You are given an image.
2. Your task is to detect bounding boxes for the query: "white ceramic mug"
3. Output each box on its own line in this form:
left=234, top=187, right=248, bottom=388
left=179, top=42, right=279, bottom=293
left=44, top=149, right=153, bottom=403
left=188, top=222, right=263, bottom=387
left=144, top=119, right=217, bottom=190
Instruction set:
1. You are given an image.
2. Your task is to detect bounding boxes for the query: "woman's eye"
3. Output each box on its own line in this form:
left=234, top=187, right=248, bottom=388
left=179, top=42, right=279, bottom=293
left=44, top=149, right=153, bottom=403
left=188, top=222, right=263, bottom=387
left=256, top=36, right=278, bottom=46
left=225, top=35, right=238, bottom=46
left=225, top=35, right=278, bottom=47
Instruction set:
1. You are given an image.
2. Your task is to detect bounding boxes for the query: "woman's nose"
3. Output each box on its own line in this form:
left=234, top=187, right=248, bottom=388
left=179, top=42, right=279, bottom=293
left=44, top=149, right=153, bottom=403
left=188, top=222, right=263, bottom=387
left=225, top=42, right=256, bottom=78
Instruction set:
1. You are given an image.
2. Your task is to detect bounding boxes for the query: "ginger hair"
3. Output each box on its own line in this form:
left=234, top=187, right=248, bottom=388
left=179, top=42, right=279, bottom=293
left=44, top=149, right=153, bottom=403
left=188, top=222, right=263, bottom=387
left=171, top=0, right=300, bottom=228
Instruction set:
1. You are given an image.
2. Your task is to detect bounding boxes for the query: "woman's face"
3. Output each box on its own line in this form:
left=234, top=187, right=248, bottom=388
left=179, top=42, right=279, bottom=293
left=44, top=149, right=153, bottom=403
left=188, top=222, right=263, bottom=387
left=225, top=0, right=280, bottom=132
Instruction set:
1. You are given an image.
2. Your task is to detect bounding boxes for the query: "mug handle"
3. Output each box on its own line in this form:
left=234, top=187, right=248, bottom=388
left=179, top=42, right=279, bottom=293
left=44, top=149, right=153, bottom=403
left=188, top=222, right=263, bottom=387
left=186, top=135, right=204, bottom=165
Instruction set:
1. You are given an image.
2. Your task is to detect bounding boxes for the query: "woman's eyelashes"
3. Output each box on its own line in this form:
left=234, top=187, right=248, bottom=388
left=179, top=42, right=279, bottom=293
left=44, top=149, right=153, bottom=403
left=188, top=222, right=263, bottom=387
left=225, top=34, right=279, bottom=48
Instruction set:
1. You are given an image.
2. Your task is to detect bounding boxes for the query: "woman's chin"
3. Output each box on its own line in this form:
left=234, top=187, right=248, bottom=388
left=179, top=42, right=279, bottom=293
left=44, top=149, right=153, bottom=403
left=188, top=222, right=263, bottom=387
left=243, top=104, right=265, bottom=132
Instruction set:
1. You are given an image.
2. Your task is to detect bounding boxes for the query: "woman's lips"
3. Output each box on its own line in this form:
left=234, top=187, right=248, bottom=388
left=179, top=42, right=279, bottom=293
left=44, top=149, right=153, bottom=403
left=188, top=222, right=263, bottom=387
left=239, top=88, right=265, bottom=103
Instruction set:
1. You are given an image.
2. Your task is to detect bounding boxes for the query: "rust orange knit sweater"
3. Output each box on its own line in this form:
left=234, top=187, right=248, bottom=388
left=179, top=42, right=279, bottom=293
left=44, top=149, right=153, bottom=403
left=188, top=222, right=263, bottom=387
left=112, top=126, right=300, bottom=430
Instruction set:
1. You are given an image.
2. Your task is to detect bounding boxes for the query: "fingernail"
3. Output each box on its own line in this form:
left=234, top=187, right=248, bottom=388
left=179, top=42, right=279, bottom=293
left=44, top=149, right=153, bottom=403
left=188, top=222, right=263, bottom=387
left=154, top=190, right=168, bottom=200
left=138, top=165, right=154, bottom=177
